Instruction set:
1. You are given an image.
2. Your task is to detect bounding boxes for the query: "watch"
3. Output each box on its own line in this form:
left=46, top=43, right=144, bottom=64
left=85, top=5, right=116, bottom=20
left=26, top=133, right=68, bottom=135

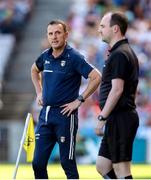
left=77, top=95, right=85, bottom=103
left=98, top=114, right=107, bottom=121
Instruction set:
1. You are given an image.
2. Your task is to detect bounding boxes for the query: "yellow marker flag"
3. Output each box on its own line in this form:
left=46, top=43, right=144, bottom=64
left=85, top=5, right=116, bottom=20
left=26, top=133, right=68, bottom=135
left=23, top=115, right=35, bottom=162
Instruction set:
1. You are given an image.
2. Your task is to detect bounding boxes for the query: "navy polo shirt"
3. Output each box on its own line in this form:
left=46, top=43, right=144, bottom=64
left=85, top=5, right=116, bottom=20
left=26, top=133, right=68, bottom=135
left=35, top=44, right=93, bottom=106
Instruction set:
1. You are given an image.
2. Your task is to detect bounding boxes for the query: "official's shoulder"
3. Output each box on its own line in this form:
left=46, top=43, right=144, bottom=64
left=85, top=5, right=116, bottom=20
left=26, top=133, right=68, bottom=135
left=111, top=49, right=125, bottom=57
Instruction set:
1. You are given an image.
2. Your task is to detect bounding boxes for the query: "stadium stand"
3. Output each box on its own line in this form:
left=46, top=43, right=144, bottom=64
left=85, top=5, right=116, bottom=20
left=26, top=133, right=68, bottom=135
left=0, top=0, right=35, bottom=116
left=0, top=0, right=71, bottom=162
left=66, top=0, right=151, bottom=164
left=31, top=0, right=151, bottom=164
left=0, top=0, right=151, bottom=165
left=0, top=34, right=15, bottom=110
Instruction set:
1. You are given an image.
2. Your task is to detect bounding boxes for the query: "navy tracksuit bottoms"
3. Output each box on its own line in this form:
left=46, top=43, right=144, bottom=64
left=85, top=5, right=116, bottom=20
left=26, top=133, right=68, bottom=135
left=32, top=106, right=79, bottom=179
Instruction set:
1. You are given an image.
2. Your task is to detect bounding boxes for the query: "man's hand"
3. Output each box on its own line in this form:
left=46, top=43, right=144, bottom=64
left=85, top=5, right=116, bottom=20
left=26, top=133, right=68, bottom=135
left=95, top=120, right=106, bottom=136
left=36, top=93, right=43, bottom=106
left=60, top=99, right=82, bottom=116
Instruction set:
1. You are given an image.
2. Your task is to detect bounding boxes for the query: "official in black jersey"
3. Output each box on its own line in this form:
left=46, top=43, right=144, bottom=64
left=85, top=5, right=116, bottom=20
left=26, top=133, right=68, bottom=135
left=95, top=12, right=139, bottom=179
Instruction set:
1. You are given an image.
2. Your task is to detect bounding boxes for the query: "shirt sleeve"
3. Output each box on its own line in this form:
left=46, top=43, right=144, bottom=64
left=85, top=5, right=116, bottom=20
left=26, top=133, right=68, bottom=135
left=110, top=52, right=129, bottom=80
left=72, top=53, right=94, bottom=79
left=35, top=54, right=44, bottom=72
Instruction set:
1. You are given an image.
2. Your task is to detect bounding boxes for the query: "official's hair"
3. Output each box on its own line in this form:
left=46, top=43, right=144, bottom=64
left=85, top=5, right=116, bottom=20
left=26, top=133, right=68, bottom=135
left=47, top=20, right=68, bottom=32
left=110, top=12, right=128, bottom=36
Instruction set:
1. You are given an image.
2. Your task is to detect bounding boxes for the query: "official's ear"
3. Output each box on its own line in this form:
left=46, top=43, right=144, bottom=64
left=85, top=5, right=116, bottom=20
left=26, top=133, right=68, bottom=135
left=112, top=24, right=119, bottom=33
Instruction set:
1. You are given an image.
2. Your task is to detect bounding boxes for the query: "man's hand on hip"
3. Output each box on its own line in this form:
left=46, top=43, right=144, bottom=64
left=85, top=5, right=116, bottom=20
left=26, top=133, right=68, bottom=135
left=60, top=99, right=82, bottom=117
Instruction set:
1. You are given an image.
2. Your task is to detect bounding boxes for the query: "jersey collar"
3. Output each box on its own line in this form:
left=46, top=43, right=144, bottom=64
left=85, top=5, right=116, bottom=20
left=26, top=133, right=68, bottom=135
left=109, top=39, right=128, bottom=53
left=48, top=44, right=72, bottom=59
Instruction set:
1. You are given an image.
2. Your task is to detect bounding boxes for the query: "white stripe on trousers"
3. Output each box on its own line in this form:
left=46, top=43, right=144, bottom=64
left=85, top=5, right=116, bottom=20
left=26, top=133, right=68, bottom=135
left=69, top=114, right=74, bottom=160
left=45, top=106, right=51, bottom=123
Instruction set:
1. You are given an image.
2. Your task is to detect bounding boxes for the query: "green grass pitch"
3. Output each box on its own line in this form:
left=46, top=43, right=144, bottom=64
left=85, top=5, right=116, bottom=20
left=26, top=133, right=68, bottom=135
left=0, top=164, right=151, bottom=179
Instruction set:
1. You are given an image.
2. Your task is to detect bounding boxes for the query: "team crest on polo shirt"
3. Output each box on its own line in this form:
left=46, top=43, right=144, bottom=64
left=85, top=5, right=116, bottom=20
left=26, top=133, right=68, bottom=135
left=61, top=60, right=66, bottom=67
left=60, top=136, right=65, bottom=143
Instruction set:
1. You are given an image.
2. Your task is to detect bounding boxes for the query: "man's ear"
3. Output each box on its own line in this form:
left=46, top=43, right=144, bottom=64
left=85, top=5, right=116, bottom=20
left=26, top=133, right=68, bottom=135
left=65, top=31, right=69, bottom=40
left=113, top=24, right=119, bottom=33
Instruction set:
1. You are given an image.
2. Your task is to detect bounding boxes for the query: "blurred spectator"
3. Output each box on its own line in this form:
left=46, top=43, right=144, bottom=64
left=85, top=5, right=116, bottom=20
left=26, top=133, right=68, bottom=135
left=66, top=0, right=151, bottom=164
left=0, top=81, right=3, bottom=110
left=0, top=0, right=34, bottom=37
left=0, top=0, right=35, bottom=112
left=40, top=36, right=50, bottom=50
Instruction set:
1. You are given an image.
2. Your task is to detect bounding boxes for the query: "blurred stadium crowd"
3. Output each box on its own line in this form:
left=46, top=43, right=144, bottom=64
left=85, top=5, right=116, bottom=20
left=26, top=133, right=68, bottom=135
left=1, top=0, right=151, bottom=164
left=0, top=0, right=35, bottom=108
left=68, top=0, right=151, bottom=164
left=0, top=0, right=34, bottom=35
left=33, top=0, right=151, bottom=164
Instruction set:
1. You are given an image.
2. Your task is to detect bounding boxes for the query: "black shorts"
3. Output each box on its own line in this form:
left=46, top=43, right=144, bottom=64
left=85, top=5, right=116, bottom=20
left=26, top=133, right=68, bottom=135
left=98, top=109, right=139, bottom=163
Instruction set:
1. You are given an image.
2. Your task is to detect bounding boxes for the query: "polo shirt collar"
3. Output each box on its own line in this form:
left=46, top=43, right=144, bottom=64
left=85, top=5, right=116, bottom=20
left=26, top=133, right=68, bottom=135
left=48, top=44, right=71, bottom=59
left=109, top=38, right=128, bottom=52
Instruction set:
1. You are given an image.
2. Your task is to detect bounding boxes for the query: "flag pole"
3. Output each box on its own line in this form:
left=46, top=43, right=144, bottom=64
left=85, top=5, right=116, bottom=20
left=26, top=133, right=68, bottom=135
left=13, top=113, right=31, bottom=180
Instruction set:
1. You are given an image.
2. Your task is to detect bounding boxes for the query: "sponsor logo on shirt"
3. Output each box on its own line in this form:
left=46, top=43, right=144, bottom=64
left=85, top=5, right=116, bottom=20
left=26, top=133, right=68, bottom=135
left=45, top=60, right=50, bottom=64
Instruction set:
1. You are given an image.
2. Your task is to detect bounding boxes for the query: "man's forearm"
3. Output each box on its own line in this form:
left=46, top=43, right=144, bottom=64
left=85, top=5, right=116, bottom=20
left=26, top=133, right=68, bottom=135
left=82, top=69, right=101, bottom=100
left=101, top=88, right=122, bottom=118
left=101, top=78, right=124, bottom=118
left=31, top=70, right=42, bottom=95
left=82, top=78, right=100, bottom=99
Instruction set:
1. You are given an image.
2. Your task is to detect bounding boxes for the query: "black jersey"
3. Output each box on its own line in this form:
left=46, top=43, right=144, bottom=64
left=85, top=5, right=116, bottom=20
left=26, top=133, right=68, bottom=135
left=99, top=39, right=139, bottom=111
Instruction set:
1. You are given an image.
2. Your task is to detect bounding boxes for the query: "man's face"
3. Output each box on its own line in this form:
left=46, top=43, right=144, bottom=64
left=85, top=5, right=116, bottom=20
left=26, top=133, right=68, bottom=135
left=98, top=13, right=113, bottom=44
left=47, top=24, right=68, bottom=49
